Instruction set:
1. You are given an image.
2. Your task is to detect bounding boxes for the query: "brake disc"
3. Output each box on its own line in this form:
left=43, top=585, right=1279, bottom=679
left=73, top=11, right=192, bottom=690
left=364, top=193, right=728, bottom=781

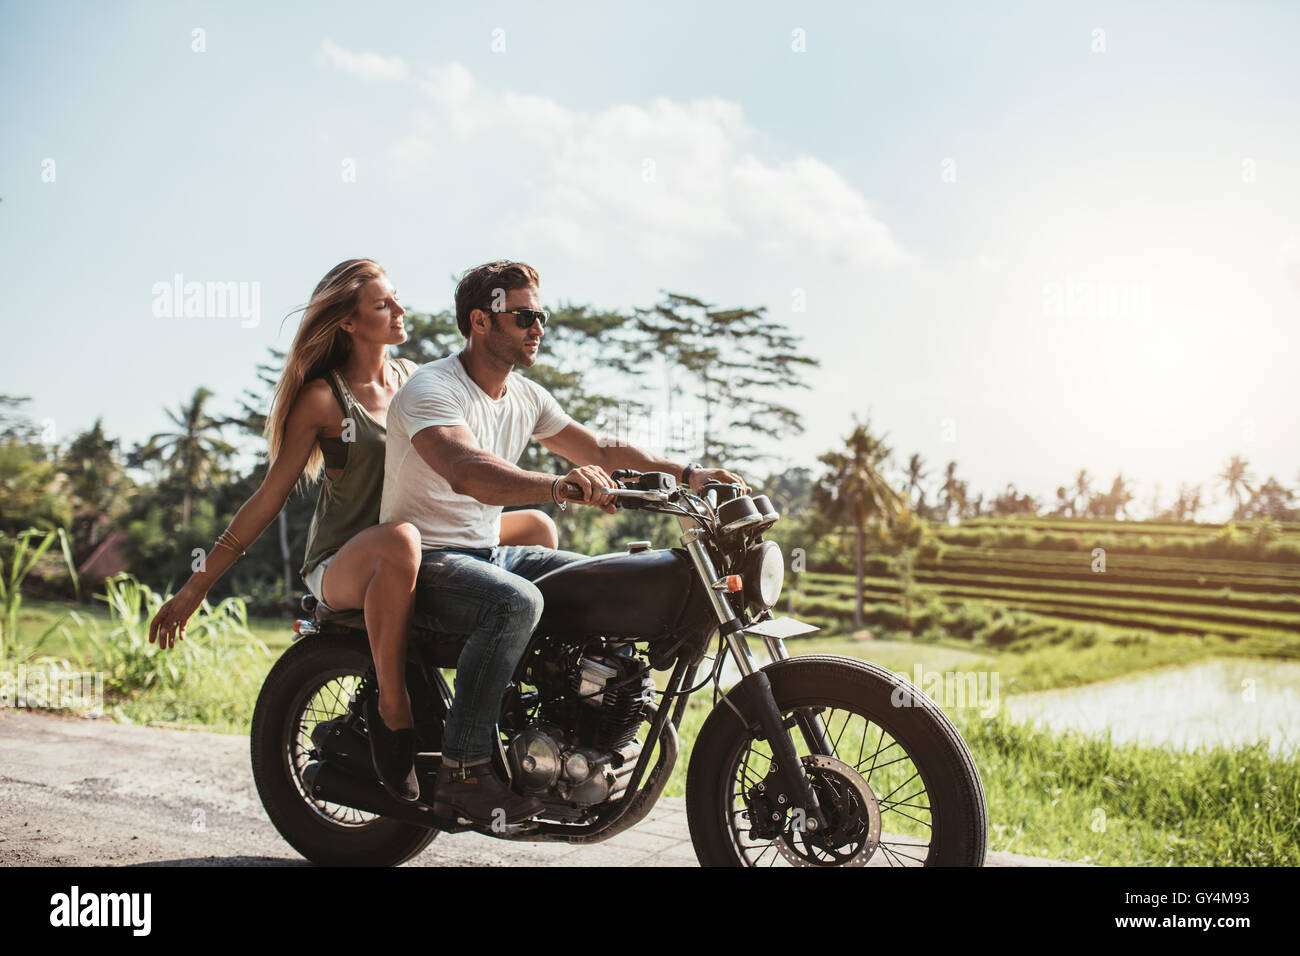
left=775, top=754, right=882, bottom=867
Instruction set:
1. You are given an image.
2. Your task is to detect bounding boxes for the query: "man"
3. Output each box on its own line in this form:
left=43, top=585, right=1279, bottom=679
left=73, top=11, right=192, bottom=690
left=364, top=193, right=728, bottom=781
left=380, top=260, right=747, bottom=824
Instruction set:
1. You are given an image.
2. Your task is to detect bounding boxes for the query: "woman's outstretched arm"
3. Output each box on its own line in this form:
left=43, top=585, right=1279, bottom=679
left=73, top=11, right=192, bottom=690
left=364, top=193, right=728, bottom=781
left=149, top=381, right=335, bottom=648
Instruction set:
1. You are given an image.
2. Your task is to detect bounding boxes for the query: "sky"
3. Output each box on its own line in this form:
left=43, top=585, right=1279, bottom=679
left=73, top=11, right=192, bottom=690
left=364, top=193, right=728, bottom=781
left=2, top=0, right=1298, bottom=519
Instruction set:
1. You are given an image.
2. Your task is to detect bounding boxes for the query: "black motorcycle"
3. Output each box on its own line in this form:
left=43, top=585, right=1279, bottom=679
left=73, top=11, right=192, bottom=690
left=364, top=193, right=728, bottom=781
left=250, top=470, right=988, bottom=867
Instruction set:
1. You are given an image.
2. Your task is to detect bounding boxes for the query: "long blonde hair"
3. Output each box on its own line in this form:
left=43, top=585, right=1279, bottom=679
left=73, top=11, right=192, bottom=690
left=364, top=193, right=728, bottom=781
left=265, top=258, right=387, bottom=483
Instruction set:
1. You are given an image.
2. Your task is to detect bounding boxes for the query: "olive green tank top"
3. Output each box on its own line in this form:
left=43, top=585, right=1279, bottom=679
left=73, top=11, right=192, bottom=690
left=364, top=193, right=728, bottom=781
left=300, top=359, right=414, bottom=583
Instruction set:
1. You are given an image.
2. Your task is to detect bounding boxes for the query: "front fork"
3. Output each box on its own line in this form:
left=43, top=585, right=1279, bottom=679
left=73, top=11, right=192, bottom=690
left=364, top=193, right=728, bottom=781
left=682, top=532, right=833, bottom=835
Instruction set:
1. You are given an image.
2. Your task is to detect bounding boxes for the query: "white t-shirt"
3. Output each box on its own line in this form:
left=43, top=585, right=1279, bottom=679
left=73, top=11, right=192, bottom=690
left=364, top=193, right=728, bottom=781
left=380, top=352, right=574, bottom=549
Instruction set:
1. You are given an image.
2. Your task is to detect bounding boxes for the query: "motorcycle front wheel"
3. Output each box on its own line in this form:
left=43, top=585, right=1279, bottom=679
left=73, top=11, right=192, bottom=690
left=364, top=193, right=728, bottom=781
left=686, top=654, right=987, bottom=867
left=250, top=632, right=438, bottom=866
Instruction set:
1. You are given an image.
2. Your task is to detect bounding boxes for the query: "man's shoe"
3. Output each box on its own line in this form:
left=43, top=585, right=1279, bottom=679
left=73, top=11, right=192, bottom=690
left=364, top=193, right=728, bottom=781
left=432, top=760, right=544, bottom=825
left=363, top=697, right=420, bottom=803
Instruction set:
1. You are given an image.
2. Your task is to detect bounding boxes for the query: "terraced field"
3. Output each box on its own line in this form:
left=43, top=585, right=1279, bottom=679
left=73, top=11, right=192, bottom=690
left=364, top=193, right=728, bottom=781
left=789, top=517, right=1300, bottom=646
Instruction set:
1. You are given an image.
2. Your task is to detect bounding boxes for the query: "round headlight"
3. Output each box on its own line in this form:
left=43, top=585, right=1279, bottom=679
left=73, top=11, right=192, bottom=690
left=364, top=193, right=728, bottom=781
left=743, top=540, right=784, bottom=611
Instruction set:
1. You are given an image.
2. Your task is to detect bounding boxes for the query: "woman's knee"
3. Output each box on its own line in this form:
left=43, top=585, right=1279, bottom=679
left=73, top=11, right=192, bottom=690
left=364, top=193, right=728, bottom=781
left=375, top=521, right=422, bottom=572
left=501, top=509, right=558, bottom=549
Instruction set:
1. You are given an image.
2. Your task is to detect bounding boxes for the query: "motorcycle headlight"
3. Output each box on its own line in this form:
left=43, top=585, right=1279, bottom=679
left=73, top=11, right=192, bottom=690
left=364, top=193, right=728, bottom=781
left=742, top=540, right=784, bottom=611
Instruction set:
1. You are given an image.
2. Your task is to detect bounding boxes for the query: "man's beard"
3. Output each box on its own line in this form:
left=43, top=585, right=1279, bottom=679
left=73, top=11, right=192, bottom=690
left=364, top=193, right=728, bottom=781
left=486, top=315, right=534, bottom=367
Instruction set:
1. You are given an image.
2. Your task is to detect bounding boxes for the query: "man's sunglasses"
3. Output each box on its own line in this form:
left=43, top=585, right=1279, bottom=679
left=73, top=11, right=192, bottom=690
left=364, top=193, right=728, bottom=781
left=482, top=307, right=550, bottom=329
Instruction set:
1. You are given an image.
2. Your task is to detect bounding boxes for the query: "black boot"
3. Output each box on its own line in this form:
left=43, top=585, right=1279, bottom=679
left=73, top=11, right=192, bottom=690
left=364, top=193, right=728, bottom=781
left=364, top=696, right=419, bottom=803
left=432, top=759, right=543, bottom=825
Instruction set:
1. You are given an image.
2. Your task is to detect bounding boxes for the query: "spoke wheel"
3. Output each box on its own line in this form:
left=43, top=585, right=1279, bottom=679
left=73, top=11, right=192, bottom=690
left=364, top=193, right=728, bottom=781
left=251, top=633, right=439, bottom=865
left=687, top=655, right=987, bottom=868
left=730, top=707, right=928, bottom=867
left=287, top=671, right=379, bottom=827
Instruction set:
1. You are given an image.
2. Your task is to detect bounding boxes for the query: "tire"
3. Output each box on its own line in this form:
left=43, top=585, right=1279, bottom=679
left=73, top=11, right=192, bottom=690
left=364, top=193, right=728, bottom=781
left=250, top=632, right=439, bottom=866
left=686, top=655, right=987, bottom=867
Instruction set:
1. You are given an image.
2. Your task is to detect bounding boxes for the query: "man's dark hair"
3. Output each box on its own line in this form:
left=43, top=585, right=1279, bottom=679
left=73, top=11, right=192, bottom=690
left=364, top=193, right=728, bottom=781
left=454, top=260, right=541, bottom=337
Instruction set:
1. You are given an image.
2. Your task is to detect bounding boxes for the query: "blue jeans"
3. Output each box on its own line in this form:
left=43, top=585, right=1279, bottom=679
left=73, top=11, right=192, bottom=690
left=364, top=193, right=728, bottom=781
left=416, top=544, right=587, bottom=763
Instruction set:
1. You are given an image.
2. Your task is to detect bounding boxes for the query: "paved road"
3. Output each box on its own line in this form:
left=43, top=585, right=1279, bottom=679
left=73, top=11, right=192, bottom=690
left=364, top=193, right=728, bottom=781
left=0, top=710, right=1087, bottom=867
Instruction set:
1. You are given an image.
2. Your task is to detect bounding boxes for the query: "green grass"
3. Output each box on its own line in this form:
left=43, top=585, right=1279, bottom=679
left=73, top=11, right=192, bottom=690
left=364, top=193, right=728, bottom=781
left=957, top=708, right=1298, bottom=866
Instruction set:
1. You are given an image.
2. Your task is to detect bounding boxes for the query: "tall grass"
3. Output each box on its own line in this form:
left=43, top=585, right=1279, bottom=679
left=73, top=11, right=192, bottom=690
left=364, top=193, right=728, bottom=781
left=74, top=573, right=273, bottom=728
left=0, top=528, right=79, bottom=662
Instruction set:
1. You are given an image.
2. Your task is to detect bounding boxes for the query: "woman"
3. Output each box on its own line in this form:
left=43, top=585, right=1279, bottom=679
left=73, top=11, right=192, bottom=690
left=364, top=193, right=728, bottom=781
left=147, top=258, right=558, bottom=803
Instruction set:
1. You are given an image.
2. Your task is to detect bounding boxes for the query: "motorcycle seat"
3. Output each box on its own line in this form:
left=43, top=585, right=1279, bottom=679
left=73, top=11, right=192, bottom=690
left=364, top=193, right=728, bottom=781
left=305, top=596, right=469, bottom=667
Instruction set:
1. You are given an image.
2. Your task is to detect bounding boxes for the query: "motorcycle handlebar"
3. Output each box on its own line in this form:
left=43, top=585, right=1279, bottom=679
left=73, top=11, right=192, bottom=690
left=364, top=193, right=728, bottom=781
left=557, top=479, right=626, bottom=506
left=556, top=480, right=674, bottom=509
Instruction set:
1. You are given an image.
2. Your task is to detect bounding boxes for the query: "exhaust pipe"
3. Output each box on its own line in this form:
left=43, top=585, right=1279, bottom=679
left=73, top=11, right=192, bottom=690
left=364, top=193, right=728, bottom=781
left=301, top=761, right=441, bottom=827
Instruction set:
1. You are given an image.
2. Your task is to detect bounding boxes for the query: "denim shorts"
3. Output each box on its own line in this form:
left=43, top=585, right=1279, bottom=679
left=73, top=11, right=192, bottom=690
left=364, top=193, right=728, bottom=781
left=302, top=553, right=337, bottom=611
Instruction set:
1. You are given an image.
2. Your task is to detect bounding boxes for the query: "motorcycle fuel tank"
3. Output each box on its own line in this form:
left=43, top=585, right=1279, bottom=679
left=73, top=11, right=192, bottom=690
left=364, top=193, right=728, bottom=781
left=534, top=546, right=697, bottom=641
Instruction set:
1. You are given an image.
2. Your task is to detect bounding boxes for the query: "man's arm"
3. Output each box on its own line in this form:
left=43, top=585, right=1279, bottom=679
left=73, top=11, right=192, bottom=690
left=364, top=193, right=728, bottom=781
left=538, top=422, right=749, bottom=492
left=412, top=424, right=617, bottom=511
left=539, top=422, right=685, bottom=479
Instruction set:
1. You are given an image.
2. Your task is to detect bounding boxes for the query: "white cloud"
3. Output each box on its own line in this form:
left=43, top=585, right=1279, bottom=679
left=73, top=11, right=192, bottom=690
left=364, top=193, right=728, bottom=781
left=320, top=44, right=909, bottom=267
left=319, top=39, right=409, bottom=81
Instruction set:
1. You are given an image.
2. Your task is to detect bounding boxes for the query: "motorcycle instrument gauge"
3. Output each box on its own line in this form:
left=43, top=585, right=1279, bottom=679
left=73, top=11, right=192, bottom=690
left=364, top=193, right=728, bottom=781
left=718, top=494, right=765, bottom=536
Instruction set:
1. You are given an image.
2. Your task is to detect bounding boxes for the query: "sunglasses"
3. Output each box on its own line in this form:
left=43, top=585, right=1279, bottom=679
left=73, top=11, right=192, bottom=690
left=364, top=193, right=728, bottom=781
left=484, top=307, right=550, bottom=329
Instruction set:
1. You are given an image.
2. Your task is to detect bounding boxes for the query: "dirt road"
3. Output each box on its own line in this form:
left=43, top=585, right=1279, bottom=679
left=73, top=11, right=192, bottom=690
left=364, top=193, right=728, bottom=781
left=0, top=710, right=1086, bottom=867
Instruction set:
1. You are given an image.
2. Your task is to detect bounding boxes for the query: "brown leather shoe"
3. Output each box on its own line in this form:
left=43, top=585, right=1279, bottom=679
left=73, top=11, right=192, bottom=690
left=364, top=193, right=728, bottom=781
left=432, top=760, right=544, bottom=825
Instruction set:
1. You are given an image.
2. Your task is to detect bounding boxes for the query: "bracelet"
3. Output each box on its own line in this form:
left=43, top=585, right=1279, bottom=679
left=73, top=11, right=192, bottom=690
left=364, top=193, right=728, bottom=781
left=681, top=461, right=703, bottom=489
left=214, top=528, right=247, bottom=559
left=551, top=476, right=568, bottom=512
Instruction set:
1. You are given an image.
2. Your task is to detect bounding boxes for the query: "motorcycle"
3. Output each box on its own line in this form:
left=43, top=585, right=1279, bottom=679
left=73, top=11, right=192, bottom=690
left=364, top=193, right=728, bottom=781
left=250, top=470, right=988, bottom=867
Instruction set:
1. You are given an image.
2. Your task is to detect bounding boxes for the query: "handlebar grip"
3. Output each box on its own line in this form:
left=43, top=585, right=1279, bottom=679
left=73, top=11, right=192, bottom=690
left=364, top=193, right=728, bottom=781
left=557, top=479, right=622, bottom=510
left=558, top=480, right=587, bottom=502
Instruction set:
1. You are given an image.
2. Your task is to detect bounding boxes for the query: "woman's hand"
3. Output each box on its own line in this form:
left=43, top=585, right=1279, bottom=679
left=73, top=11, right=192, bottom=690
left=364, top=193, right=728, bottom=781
left=149, top=584, right=205, bottom=650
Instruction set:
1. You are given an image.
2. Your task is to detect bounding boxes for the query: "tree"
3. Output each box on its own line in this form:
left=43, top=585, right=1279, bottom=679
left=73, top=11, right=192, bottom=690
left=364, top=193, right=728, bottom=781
left=135, top=387, right=236, bottom=529
left=629, top=292, right=818, bottom=472
left=1217, top=455, right=1256, bottom=520
left=990, top=483, right=1039, bottom=516
left=939, top=462, right=964, bottom=523
left=60, top=419, right=131, bottom=552
left=904, top=453, right=929, bottom=518
left=0, top=395, right=70, bottom=535
left=1240, top=476, right=1297, bottom=521
left=1087, top=474, right=1134, bottom=519
left=762, top=465, right=814, bottom=522
left=811, top=418, right=905, bottom=629
left=1072, top=468, right=1092, bottom=518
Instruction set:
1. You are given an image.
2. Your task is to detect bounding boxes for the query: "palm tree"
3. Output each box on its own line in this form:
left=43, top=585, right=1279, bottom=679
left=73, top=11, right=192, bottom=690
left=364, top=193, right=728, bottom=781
left=1109, top=473, right=1135, bottom=519
left=1218, top=455, right=1256, bottom=520
left=1072, top=468, right=1091, bottom=518
left=812, top=419, right=906, bottom=629
left=137, top=387, right=235, bottom=529
left=940, top=461, right=961, bottom=523
left=1188, top=483, right=1203, bottom=521
left=904, top=453, right=928, bottom=517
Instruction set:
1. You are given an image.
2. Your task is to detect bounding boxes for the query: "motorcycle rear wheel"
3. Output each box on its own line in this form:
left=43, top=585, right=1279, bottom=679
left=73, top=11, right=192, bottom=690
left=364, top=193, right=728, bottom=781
left=686, top=655, right=987, bottom=867
left=250, top=633, right=439, bottom=866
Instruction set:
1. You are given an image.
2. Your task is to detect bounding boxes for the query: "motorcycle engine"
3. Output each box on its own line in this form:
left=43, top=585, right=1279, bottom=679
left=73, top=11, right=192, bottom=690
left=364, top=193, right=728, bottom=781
left=507, top=644, right=656, bottom=807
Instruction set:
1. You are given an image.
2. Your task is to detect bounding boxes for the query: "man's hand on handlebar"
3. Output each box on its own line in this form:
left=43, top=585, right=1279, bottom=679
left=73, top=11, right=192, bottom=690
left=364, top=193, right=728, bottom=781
left=563, top=465, right=618, bottom=514
left=690, top=467, right=750, bottom=496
